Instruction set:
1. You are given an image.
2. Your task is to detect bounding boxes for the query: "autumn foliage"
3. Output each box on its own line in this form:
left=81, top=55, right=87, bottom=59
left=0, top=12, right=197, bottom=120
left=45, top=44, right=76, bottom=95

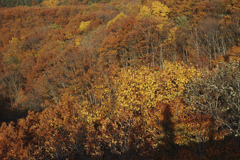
left=0, top=0, right=240, bottom=159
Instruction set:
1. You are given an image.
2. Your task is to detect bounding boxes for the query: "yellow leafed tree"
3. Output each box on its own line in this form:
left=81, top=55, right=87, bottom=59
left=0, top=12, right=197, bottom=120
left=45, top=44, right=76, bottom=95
left=114, top=61, right=202, bottom=146
left=137, top=1, right=171, bottom=21
left=79, top=21, right=91, bottom=32
left=107, top=12, right=127, bottom=29
left=41, top=0, right=59, bottom=6
left=116, top=61, right=201, bottom=112
left=138, top=5, right=152, bottom=18
left=151, top=1, right=171, bottom=19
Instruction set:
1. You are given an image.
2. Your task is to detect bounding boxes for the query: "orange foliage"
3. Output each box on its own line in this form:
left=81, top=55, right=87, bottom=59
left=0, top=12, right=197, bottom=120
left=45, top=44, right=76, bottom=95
left=0, top=1, right=240, bottom=159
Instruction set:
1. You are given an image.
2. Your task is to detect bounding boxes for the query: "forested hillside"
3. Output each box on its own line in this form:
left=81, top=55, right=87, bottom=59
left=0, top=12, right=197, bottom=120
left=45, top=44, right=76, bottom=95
left=0, top=0, right=240, bottom=159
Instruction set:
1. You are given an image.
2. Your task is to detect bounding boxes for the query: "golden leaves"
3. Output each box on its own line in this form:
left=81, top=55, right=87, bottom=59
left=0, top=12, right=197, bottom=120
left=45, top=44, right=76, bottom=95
left=107, top=12, right=127, bottom=29
left=113, top=61, right=201, bottom=134
left=151, top=1, right=171, bottom=19
left=41, top=0, right=59, bottom=7
left=137, top=1, right=170, bottom=21
left=138, top=6, right=152, bottom=18
left=79, top=20, right=91, bottom=32
left=75, top=38, right=81, bottom=46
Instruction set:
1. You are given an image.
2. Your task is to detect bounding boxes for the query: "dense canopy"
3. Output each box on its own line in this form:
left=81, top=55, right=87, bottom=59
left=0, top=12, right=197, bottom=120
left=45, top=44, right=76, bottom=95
left=0, top=0, right=240, bottom=159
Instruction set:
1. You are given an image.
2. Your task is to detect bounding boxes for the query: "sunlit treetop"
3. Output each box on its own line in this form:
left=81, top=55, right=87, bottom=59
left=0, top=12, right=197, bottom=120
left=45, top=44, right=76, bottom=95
left=107, top=12, right=128, bottom=29
left=79, top=21, right=91, bottom=32
left=151, top=1, right=170, bottom=18
left=137, top=1, right=171, bottom=20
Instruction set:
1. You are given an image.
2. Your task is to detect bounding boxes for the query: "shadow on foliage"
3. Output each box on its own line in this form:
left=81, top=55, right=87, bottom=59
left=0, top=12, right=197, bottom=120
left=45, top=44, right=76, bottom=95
left=0, top=95, right=28, bottom=124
